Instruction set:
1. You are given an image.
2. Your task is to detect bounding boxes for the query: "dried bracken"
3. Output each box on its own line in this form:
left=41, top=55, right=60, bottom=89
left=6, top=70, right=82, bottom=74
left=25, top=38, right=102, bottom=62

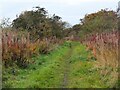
left=83, top=30, right=119, bottom=68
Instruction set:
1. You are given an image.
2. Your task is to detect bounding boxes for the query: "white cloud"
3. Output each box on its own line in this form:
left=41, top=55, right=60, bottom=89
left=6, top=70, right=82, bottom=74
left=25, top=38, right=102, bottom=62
left=0, top=4, right=3, bottom=19
left=0, top=0, right=118, bottom=7
left=1, top=0, right=118, bottom=3
left=0, top=0, right=118, bottom=25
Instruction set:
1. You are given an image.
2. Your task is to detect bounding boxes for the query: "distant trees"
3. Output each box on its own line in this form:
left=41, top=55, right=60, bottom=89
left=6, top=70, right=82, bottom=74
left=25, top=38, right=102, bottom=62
left=12, top=6, right=68, bottom=39
left=3, top=8, right=117, bottom=40
left=81, top=9, right=117, bottom=33
left=2, top=7, right=118, bottom=68
left=70, top=9, right=117, bottom=39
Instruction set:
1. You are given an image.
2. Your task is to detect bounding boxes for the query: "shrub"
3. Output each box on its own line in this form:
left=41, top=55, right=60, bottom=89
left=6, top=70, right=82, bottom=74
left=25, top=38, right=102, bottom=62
left=2, top=30, right=38, bottom=68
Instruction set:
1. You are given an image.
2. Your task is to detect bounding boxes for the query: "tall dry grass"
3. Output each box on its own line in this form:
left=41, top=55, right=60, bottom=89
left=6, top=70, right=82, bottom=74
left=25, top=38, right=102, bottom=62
left=2, top=30, right=37, bottom=68
left=82, top=30, right=119, bottom=87
left=83, top=30, right=118, bottom=68
left=2, top=29, right=63, bottom=68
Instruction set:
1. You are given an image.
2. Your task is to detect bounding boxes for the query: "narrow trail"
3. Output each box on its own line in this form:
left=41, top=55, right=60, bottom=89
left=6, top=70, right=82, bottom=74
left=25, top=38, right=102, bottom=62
left=4, top=42, right=112, bottom=88
left=61, top=45, right=73, bottom=88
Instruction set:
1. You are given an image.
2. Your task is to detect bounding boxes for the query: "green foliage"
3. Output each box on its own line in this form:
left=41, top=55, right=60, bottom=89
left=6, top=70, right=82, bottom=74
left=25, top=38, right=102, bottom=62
left=2, top=7, right=118, bottom=88
left=3, top=42, right=70, bottom=88
left=71, top=9, right=117, bottom=39
left=3, top=42, right=116, bottom=88
left=12, top=7, right=67, bottom=39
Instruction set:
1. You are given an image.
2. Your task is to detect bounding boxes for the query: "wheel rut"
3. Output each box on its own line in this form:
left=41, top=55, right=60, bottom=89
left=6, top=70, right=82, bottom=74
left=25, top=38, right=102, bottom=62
left=61, top=45, right=73, bottom=88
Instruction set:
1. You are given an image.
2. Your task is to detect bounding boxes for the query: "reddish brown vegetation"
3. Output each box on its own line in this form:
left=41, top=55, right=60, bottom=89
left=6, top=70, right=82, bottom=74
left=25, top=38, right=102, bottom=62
left=82, top=30, right=119, bottom=68
left=2, top=30, right=63, bottom=68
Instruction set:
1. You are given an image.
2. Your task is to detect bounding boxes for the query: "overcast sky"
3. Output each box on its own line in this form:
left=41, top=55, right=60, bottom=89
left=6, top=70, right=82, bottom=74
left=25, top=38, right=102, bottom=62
left=0, top=0, right=119, bottom=25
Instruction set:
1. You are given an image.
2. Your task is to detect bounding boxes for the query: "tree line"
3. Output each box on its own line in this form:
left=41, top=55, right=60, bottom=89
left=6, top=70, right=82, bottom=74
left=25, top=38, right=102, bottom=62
left=1, top=7, right=117, bottom=41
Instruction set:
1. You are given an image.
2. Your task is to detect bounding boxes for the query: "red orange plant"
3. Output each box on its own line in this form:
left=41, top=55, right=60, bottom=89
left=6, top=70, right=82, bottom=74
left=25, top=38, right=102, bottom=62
left=2, top=30, right=39, bottom=68
left=82, top=30, right=119, bottom=68
left=2, top=29, right=63, bottom=68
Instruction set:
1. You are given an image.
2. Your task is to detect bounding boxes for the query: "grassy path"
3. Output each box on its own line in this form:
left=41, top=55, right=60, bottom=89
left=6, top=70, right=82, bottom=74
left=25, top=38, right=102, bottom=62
left=3, top=41, right=114, bottom=88
left=3, top=42, right=73, bottom=88
left=61, top=44, right=72, bottom=88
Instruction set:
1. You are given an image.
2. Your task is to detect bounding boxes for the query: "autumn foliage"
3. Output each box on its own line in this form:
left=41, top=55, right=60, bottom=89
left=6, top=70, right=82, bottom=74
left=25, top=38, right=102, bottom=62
left=82, top=30, right=119, bottom=68
left=2, top=29, right=62, bottom=68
